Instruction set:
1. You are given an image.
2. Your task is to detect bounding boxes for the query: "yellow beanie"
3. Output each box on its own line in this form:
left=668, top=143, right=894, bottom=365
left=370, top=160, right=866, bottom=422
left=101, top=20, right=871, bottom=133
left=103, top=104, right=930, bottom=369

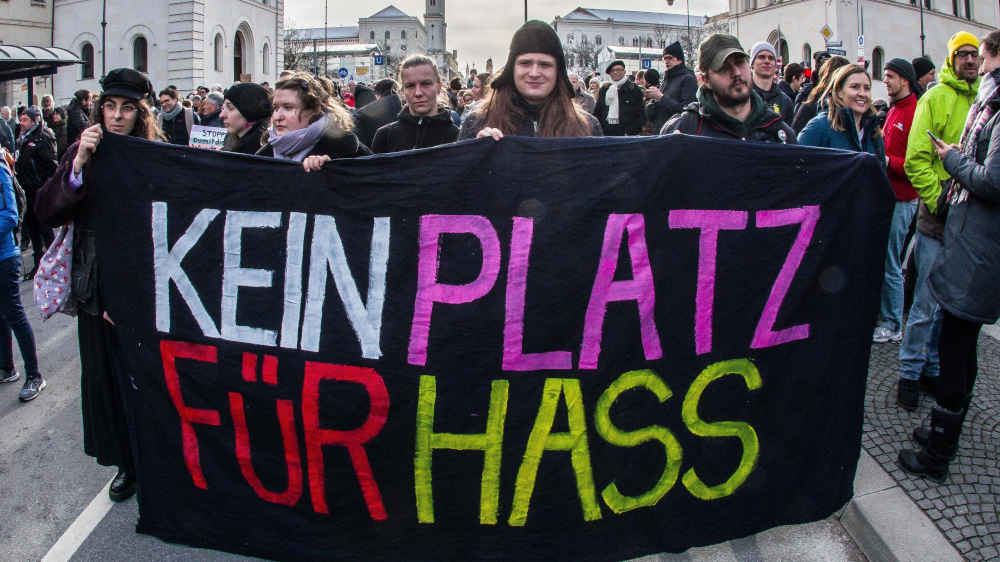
left=947, top=31, right=980, bottom=66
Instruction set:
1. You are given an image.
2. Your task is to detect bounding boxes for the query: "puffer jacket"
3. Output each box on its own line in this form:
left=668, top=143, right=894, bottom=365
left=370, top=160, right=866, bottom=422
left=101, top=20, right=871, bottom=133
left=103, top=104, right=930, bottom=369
left=370, top=106, right=458, bottom=154
left=904, top=64, right=979, bottom=240
left=930, top=92, right=1000, bottom=323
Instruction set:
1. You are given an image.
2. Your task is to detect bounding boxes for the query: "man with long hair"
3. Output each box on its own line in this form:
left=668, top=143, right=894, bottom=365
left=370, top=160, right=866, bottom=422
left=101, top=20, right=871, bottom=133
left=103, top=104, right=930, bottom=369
left=458, top=20, right=601, bottom=139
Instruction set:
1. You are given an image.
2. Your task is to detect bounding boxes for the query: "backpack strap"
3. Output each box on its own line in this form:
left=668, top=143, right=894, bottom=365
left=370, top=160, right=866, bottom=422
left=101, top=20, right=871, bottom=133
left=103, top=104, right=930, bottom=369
left=184, top=107, right=193, bottom=133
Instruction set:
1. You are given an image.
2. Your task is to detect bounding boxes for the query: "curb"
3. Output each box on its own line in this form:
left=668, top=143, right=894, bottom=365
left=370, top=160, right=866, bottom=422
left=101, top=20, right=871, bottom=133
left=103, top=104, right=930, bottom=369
left=841, top=450, right=962, bottom=562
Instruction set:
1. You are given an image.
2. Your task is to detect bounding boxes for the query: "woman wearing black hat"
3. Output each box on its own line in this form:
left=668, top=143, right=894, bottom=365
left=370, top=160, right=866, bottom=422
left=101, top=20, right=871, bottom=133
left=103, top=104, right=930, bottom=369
left=256, top=71, right=370, bottom=171
left=458, top=20, right=601, bottom=140
left=35, top=67, right=162, bottom=502
left=220, top=82, right=271, bottom=155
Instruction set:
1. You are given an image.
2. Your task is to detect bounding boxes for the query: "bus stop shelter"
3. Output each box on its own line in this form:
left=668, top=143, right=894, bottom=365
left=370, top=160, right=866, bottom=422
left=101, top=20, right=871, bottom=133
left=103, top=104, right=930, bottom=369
left=0, top=45, right=82, bottom=106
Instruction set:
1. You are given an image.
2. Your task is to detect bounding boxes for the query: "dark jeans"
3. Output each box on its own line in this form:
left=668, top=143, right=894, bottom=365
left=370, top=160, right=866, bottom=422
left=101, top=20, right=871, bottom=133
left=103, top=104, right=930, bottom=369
left=24, top=191, right=54, bottom=272
left=0, top=255, right=39, bottom=377
left=935, top=311, right=982, bottom=412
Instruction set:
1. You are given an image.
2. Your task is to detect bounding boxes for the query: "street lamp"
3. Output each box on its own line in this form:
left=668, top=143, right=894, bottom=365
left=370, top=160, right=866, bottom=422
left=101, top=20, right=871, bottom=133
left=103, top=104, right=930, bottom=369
left=918, top=0, right=926, bottom=56
left=664, top=0, right=692, bottom=54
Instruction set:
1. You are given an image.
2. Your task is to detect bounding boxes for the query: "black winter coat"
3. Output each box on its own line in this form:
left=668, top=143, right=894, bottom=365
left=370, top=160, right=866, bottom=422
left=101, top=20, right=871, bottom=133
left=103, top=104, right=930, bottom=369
left=256, top=119, right=371, bottom=160
left=646, top=64, right=698, bottom=133
left=222, top=120, right=268, bottom=155
left=662, top=101, right=796, bottom=144
left=159, top=107, right=200, bottom=146
left=457, top=107, right=603, bottom=139
left=594, top=81, right=645, bottom=135
left=14, top=126, right=58, bottom=193
left=370, top=107, right=458, bottom=154
left=354, top=95, right=403, bottom=148
left=65, top=98, right=90, bottom=146
left=753, top=82, right=794, bottom=125
left=930, top=99, right=1000, bottom=323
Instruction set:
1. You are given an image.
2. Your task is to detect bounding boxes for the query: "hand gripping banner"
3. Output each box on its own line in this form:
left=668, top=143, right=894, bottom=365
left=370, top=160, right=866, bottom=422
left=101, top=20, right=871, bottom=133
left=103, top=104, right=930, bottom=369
left=91, top=133, right=892, bottom=561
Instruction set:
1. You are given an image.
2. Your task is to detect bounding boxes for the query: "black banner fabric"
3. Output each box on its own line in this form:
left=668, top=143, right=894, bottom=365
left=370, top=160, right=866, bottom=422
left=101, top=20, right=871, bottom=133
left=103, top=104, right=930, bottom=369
left=92, top=133, right=892, bottom=561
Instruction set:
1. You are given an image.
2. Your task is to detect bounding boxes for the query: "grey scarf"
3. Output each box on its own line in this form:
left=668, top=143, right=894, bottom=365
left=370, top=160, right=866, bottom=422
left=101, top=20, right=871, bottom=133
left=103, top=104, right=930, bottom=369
left=160, top=103, right=183, bottom=121
left=265, top=113, right=329, bottom=162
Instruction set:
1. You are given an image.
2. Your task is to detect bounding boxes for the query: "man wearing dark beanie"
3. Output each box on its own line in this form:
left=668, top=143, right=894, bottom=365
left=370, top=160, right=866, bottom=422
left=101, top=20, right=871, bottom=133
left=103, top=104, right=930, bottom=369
left=912, top=56, right=936, bottom=90
left=459, top=20, right=601, bottom=139
left=874, top=57, right=920, bottom=348
left=221, top=82, right=271, bottom=154
left=645, top=41, right=697, bottom=133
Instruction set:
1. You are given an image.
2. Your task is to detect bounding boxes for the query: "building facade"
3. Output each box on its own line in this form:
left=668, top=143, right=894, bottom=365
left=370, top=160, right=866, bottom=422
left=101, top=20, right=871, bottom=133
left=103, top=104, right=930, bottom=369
left=1, top=0, right=56, bottom=106
left=552, top=8, right=707, bottom=76
left=49, top=0, right=283, bottom=104
left=286, top=3, right=457, bottom=82
left=726, top=0, right=998, bottom=83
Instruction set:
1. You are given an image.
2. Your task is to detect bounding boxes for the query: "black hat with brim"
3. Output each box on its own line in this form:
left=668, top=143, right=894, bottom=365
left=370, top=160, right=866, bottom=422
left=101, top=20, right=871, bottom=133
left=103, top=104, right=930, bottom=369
left=605, top=60, right=626, bottom=74
left=100, top=68, right=154, bottom=101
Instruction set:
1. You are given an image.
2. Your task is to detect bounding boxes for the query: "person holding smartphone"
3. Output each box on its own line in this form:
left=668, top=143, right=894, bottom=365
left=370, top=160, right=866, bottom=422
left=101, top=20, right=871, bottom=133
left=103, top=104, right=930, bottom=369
left=898, top=30, right=1000, bottom=482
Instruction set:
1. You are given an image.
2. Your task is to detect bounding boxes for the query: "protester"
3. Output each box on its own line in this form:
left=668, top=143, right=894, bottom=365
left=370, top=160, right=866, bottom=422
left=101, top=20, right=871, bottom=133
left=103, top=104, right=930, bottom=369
left=913, top=56, right=936, bottom=91
left=645, top=41, right=698, bottom=133
left=199, top=92, right=224, bottom=127
left=644, top=68, right=660, bottom=88
left=873, top=59, right=921, bottom=346
left=569, top=72, right=596, bottom=113
left=594, top=59, right=644, bottom=135
left=156, top=88, right=200, bottom=145
left=220, top=82, right=271, bottom=155
left=65, top=89, right=91, bottom=147
left=898, top=30, right=1000, bottom=482
left=256, top=71, right=370, bottom=170
left=795, top=51, right=831, bottom=112
left=371, top=55, right=458, bottom=153
left=353, top=82, right=377, bottom=109
left=36, top=68, right=161, bottom=502
left=0, top=106, right=14, bottom=137
left=0, top=116, right=12, bottom=153
left=749, top=41, right=794, bottom=124
left=588, top=76, right=601, bottom=99
left=898, top=31, right=981, bottom=411
left=0, top=148, right=44, bottom=402
left=196, top=85, right=209, bottom=98
left=354, top=78, right=403, bottom=148
left=798, top=65, right=886, bottom=162
left=459, top=21, right=601, bottom=140
left=41, top=95, right=68, bottom=156
left=447, top=77, right=462, bottom=109
left=461, top=72, right=492, bottom=123
left=661, top=34, right=795, bottom=144
left=779, top=63, right=805, bottom=103
left=790, top=55, right=851, bottom=133
left=13, top=106, right=57, bottom=280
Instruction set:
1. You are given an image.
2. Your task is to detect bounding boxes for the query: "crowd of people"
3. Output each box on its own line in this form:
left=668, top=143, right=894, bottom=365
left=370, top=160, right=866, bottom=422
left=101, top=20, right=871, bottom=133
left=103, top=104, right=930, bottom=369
left=0, top=20, right=996, bottom=505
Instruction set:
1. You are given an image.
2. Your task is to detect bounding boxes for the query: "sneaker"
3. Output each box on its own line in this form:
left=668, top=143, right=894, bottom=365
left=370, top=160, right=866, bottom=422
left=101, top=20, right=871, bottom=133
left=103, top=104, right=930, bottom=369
left=873, top=325, right=903, bottom=343
left=897, top=378, right=920, bottom=411
left=18, top=375, right=46, bottom=402
left=0, top=368, right=19, bottom=384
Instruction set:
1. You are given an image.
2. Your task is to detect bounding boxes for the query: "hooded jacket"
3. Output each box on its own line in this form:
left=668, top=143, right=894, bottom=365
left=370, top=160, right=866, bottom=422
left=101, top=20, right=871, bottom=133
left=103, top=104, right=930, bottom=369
left=661, top=88, right=796, bottom=144
left=930, top=83, right=1000, bottom=323
left=903, top=64, right=979, bottom=239
left=370, top=106, right=458, bottom=154
left=646, top=64, right=698, bottom=133
left=883, top=93, right=919, bottom=201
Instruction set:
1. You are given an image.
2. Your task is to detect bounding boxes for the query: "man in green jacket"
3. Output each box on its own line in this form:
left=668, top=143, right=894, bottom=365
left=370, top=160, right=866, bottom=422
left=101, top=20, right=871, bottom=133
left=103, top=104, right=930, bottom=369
left=897, top=31, right=981, bottom=411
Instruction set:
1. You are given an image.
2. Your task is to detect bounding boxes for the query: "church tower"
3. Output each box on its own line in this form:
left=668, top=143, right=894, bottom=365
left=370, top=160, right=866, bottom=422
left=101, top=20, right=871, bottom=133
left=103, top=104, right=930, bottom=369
left=424, top=0, right=446, bottom=53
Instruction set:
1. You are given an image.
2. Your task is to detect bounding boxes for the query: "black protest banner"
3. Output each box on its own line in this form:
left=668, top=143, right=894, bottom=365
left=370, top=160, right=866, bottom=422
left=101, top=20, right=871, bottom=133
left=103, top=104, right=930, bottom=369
left=92, top=132, right=892, bottom=561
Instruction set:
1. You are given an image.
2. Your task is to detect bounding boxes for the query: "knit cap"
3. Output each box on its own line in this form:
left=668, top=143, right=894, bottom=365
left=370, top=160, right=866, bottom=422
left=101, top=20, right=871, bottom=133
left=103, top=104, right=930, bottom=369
left=223, top=82, right=271, bottom=123
left=884, top=58, right=919, bottom=96
left=947, top=31, right=979, bottom=66
left=491, top=20, right=573, bottom=98
left=750, top=41, right=776, bottom=63
left=911, top=56, right=935, bottom=79
left=664, top=41, right=684, bottom=62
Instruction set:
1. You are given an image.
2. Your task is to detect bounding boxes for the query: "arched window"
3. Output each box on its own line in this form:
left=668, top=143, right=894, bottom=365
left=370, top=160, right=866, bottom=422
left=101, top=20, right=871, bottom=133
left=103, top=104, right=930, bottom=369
left=618, top=36, right=624, bottom=46
left=370, top=30, right=375, bottom=40
left=646, top=37, right=653, bottom=48
left=385, top=30, right=390, bottom=40
left=233, top=31, right=245, bottom=81
left=401, top=30, right=406, bottom=40
left=595, top=35, right=602, bottom=46
left=81, top=42, right=94, bottom=79
left=567, top=33, right=574, bottom=44
left=872, top=47, right=884, bottom=80
left=632, top=37, right=638, bottom=47
left=214, top=33, right=223, bottom=71
left=803, top=43, right=812, bottom=66
left=581, top=34, right=588, bottom=45
left=262, top=43, right=269, bottom=74
left=133, top=35, right=148, bottom=73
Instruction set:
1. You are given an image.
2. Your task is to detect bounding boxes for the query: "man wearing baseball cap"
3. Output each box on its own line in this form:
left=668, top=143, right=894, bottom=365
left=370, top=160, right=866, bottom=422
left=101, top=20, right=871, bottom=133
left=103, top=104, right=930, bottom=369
left=897, top=31, right=981, bottom=411
left=661, top=34, right=795, bottom=143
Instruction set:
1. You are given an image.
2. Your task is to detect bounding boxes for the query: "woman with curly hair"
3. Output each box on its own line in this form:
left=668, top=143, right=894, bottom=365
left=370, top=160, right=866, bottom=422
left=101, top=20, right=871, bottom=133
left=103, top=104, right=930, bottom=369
left=256, top=71, right=371, bottom=171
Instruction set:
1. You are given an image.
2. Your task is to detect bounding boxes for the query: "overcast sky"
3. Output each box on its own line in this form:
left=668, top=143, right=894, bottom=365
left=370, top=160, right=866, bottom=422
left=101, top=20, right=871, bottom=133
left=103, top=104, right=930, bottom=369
left=285, top=1, right=728, bottom=72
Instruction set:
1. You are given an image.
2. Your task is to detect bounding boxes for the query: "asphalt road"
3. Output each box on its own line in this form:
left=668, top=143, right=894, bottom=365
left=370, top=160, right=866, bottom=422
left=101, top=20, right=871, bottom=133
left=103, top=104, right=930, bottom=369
left=0, top=277, right=866, bottom=562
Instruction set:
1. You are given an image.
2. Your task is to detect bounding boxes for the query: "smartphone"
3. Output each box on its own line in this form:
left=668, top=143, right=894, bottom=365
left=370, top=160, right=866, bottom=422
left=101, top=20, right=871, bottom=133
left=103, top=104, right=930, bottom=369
left=926, top=129, right=941, bottom=143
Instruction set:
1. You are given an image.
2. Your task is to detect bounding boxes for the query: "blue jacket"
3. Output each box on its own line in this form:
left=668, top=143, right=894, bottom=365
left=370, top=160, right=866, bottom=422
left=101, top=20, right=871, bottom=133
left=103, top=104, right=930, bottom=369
left=0, top=165, right=19, bottom=262
left=797, top=107, right=886, bottom=164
